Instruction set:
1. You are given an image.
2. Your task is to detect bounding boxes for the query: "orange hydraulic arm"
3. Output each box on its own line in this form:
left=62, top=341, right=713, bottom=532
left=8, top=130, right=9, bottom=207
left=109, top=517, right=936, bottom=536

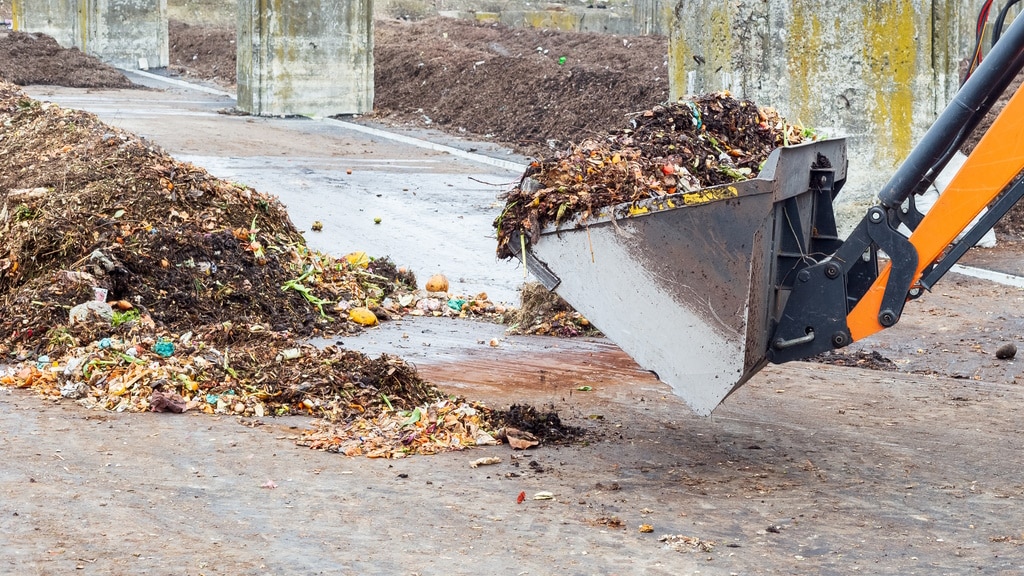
left=767, top=12, right=1024, bottom=366
left=847, top=82, right=1024, bottom=341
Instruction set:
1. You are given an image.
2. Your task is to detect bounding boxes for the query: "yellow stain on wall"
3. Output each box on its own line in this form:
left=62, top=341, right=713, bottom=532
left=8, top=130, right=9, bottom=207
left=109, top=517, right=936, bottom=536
left=667, top=2, right=733, bottom=99
left=523, top=11, right=582, bottom=32
left=788, top=2, right=823, bottom=126
left=707, top=3, right=733, bottom=74
left=862, top=0, right=917, bottom=167
left=667, top=19, right=692, bottom=100
left=475, top=12, right=501, bottom=24
left=666, top=1, right=688, bottom=99
left=78, top=0, right=88, bottom=54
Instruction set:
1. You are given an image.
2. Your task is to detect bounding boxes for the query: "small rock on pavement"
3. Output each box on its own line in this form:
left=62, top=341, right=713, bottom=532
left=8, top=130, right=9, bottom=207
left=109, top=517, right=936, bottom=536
left=996, top=342, right=1017, bottom=360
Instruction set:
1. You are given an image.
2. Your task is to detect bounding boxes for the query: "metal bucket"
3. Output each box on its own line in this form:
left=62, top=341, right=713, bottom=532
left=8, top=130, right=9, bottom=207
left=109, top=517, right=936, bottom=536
left=514, top=139, right=849, bottom=415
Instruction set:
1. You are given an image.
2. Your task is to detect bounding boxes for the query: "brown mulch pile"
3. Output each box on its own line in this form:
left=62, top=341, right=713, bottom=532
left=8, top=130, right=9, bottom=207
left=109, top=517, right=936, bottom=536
left=0, top=71, right=579, bottom=455
left=0, top=78, right=448, bottom=425
left=0, top=79, right=421, bottom=355
left=0, top=30, right=135, bottom=88
left=490, top=403, right=583, bottom=445
left=493, top=91, right=812, bottom=259
left=373, top=17, right=670, bottom=158
left=167, top=20, right=237, bottom=88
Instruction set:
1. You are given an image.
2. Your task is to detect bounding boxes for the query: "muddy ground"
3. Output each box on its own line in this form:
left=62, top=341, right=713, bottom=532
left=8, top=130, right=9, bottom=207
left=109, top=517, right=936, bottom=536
left=4, top=16, right=1024, bottom=576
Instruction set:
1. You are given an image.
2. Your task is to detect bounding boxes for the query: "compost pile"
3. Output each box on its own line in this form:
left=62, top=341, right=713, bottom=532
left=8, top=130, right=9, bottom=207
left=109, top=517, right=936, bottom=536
left=0, top=81, right=457, bottom=443
left=0, top=79, right=418, bottom=353
left=0, top=30, right=135, bottom=89
left=0, top=78, right=576, bottom=457
left=372, top=17, right=670, bottom=157
left=493, top=91, right=813, bottom=259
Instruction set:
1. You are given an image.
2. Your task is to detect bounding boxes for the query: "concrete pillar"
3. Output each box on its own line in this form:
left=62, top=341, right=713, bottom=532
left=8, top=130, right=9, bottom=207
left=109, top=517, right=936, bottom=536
left=12, top=0, right=168, bottom=70
left=237, top=0, right=373, bottom=117
left=668, top=0, right=980, bottom=233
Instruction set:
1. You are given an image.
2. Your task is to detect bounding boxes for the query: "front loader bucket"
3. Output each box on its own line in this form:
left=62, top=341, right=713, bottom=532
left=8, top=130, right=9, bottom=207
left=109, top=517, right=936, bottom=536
left=513, top=139, right=848, bottom=415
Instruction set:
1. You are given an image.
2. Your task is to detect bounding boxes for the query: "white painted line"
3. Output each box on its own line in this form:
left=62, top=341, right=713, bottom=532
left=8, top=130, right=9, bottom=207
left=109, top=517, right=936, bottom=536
left=121, top=68, right=236, bottom=98
left=324, top=118, right=528, bottom=173
left=119, top=70, right=528, bottom=173
left=950, top=264, right=1024, bottom=288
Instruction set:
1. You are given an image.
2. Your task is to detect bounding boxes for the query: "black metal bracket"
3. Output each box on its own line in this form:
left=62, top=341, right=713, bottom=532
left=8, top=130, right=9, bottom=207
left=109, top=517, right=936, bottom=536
left=767, top=205, right=917, bottom=364
left=864, top=207, right=919, bottom=327
left=896, top=192, right=926, bottom=231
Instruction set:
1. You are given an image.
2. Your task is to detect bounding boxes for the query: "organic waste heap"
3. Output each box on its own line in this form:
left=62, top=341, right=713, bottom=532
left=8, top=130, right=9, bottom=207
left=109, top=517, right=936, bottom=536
left=494, top=91, right=814, bottom=259
left=0, top=31, right=136, bottom=89
left=0, top=79, right=561, bottom=457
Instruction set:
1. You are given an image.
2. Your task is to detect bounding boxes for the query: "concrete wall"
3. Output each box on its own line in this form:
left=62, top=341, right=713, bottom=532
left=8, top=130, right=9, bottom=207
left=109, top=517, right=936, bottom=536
left=11, top=0, right=78, bottom=47
left=667, top=0, right=981, bottom=233
left=236, top=0, right=374, bottom=117
left=13, top=0, right=168, bottom=69
left=167, top=0, right=235, bottom=27
left=165, top=0, right=670, bottom=35
left=428, top=0, right=668, bottom=35
left=91, top=0, right=169, bottom=68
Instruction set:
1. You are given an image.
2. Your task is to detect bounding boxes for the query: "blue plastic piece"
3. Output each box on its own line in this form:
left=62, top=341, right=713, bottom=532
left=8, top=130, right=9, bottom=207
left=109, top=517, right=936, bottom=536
left=153, top=339, right=175, bottom=358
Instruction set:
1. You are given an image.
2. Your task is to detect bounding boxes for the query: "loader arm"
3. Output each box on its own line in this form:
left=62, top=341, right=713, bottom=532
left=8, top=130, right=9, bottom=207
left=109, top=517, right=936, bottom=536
left=847, top=86, right=1024, bottom=341
left=769, top=12, right=1024, bottom=363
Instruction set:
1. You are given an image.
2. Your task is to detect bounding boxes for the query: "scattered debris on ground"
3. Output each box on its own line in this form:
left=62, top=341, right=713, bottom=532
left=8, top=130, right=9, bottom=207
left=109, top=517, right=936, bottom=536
left=294, top=398, right=583, bottom=458
left=493, top=92, right=814, bottom=259
left=298, top=397, right=497, bottom=458
left=811, top=350, right=898, bottom=371
left=590, top=516, right=626, bottom=529
left=659, top=534, right=716, bottom=553
left=506, top=282, right=598, bottom=337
